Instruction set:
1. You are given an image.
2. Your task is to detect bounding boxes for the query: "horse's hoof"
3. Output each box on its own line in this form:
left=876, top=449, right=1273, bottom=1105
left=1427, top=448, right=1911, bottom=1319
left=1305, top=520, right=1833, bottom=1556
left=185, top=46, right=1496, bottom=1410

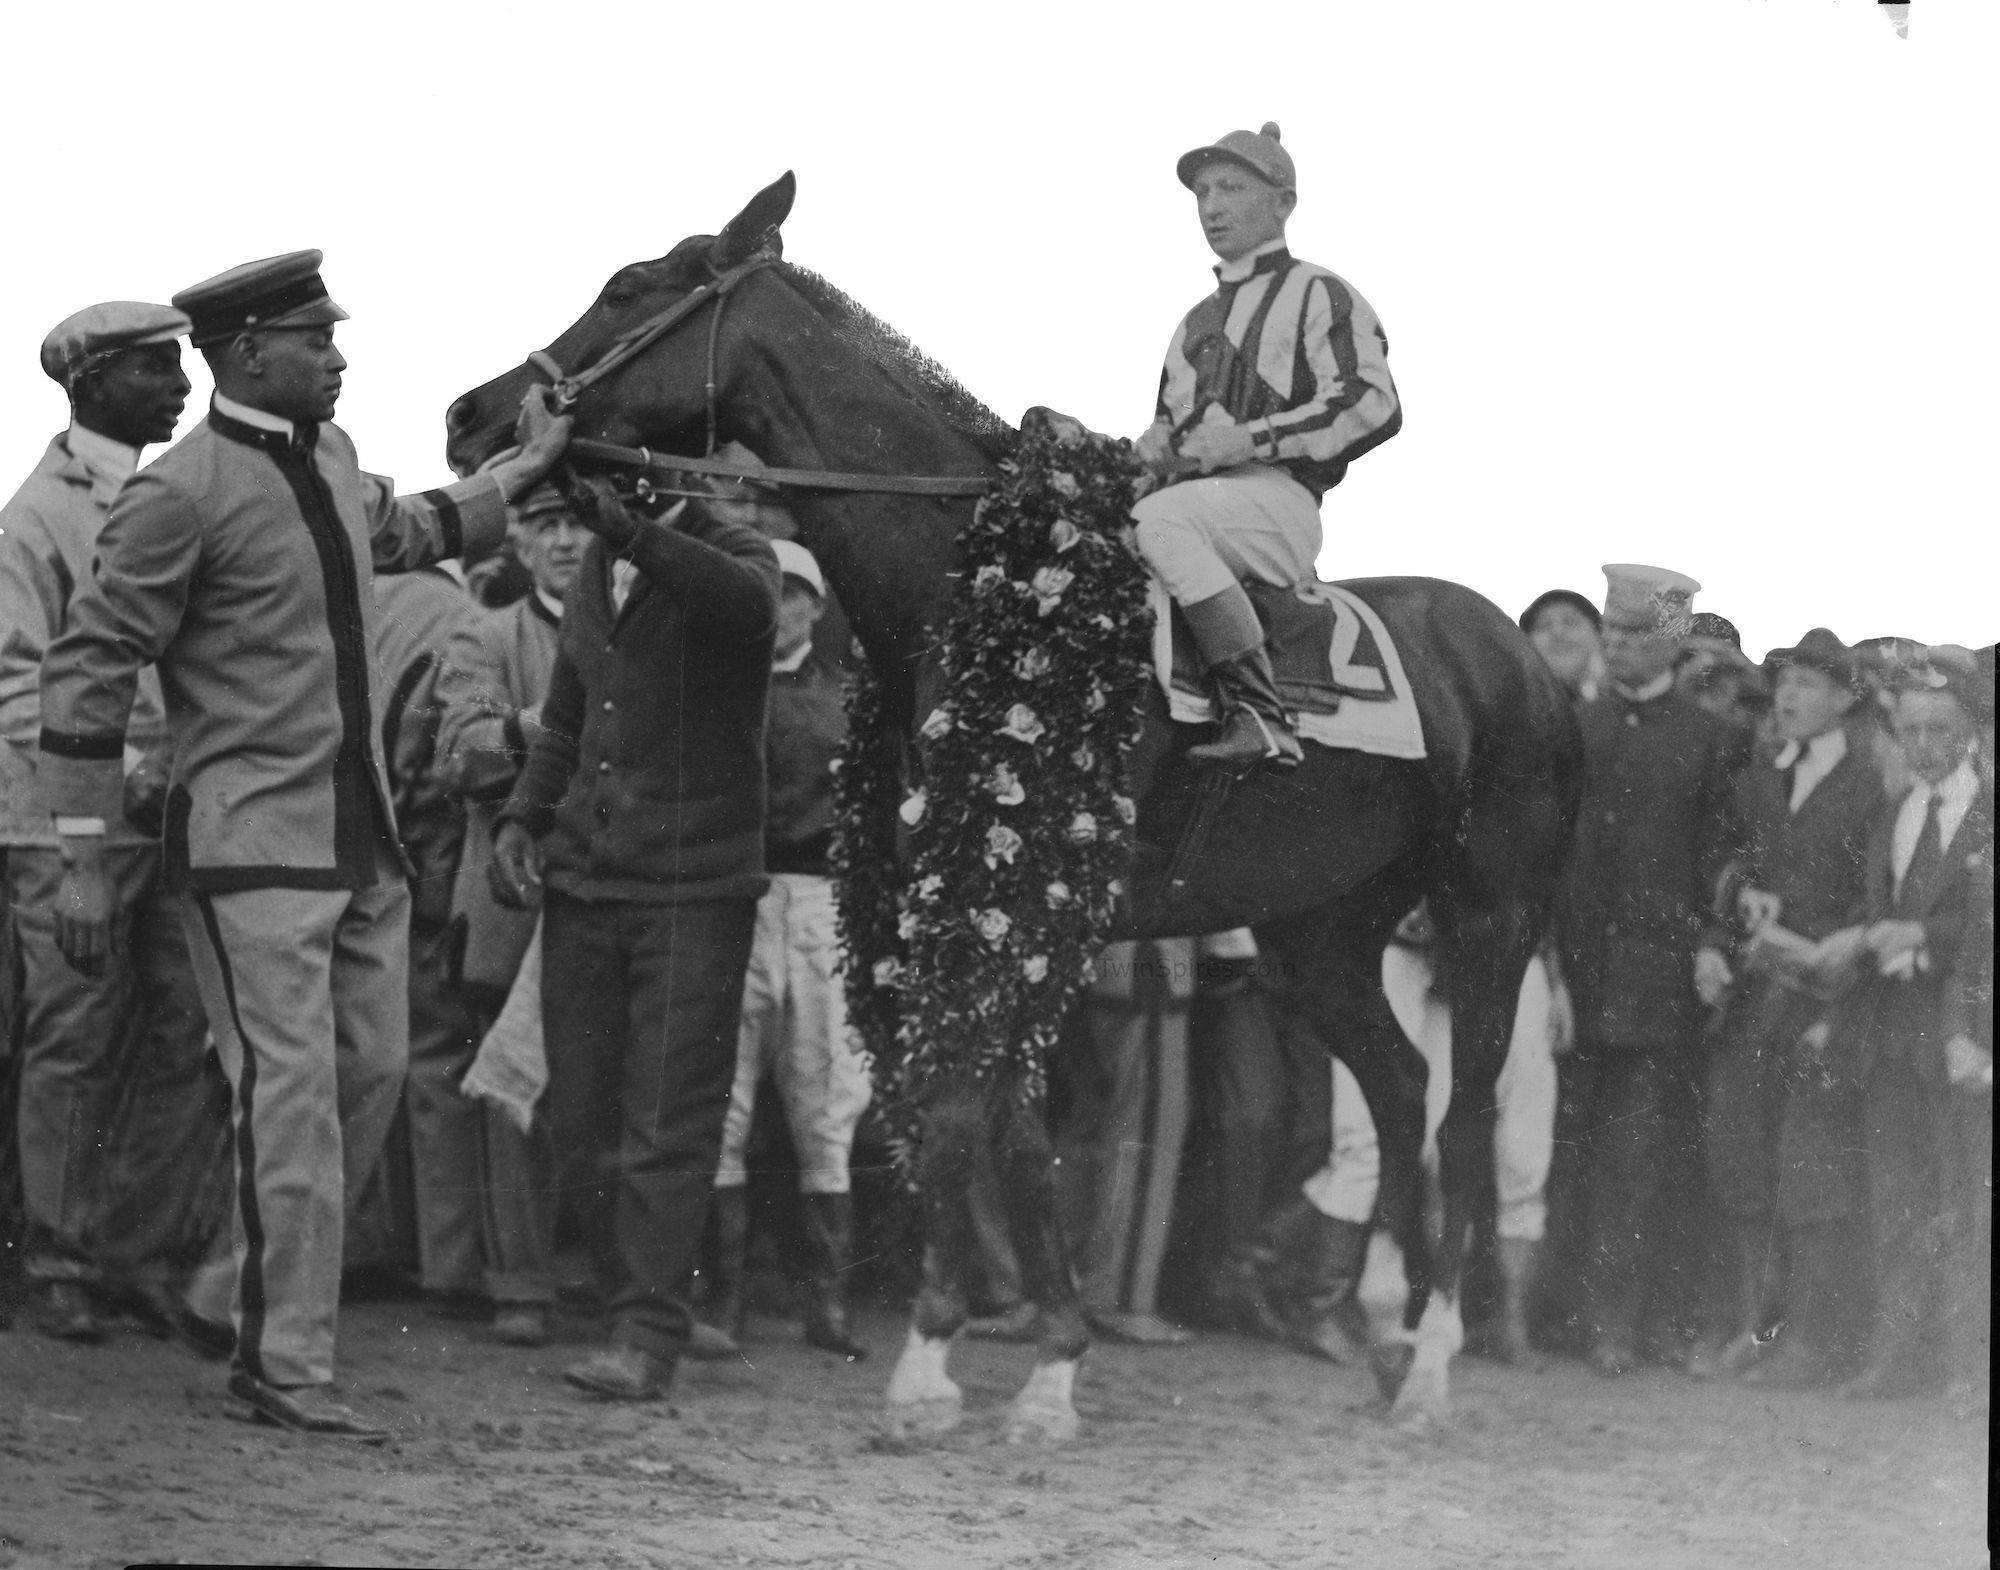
left=1001, top=1401, right=1080, bottom=1446
left=1370, top=1340, right=1415, bottom=1402
left=1390, top=1396, right=1446, bottom=1436
left=881, top=1395, right=963, bottom=1443
left=1389, top=1364, right=1451, bottom=1432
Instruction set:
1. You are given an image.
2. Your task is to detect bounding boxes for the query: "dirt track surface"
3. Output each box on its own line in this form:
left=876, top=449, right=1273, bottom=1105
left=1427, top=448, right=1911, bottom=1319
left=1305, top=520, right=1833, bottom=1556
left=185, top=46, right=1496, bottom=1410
left=1, top=1301, right=1987, bottom=1570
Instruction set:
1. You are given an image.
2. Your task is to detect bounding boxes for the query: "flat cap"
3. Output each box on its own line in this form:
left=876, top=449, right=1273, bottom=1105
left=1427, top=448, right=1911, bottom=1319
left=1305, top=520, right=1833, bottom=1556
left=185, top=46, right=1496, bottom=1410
left=1601, top=562, right=1700, bottom=634
left=1767, top=627, right=1857, bottom=687
left=1896, top=644, right=1994, bottom=720
left=512, top=483, right=574, bottom=521
left=40, top=301, right=190, bottom=386
left=1178, top=122, right=1297, bottom=192
left=771, top=538, right=825, bottom=596
left=173, top=249, right=348, bottom=346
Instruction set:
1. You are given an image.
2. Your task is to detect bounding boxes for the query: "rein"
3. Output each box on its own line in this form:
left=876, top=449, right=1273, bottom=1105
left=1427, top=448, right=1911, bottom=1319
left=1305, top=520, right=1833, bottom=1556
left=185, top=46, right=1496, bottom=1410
left=523, top=251, right=995, bottom=501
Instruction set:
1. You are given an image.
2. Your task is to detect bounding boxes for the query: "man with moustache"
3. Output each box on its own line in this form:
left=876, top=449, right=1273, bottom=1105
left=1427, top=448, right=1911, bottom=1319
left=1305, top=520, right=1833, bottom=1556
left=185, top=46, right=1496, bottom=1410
left=34, top=252, right=572, bottom=1439
left=1, top=303, right=229, bottom=1346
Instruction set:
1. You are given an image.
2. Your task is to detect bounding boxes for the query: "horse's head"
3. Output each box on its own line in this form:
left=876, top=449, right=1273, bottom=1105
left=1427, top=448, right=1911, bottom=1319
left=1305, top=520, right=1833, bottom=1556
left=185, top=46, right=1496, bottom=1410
left=443, top=172, right=796, bottom=476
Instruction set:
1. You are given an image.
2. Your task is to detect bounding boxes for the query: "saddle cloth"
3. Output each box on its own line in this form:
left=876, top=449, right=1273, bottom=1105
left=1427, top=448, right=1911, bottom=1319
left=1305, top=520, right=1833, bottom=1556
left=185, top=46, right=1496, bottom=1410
left=1152, top=578, right=1426, bottom=761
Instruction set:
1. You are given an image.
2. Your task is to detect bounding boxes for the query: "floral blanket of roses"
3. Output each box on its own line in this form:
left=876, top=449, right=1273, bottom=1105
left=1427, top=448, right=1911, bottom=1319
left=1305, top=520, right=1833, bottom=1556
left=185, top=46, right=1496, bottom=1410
left=830, top=411, right=1154, bottom=1167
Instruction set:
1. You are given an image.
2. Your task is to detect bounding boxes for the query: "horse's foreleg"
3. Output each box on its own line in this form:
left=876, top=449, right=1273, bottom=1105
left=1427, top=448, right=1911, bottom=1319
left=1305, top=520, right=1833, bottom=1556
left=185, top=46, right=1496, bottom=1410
left=883, top=1086, right=983, bottom=1440
left=994, top=1094, right=1087, bottom=1445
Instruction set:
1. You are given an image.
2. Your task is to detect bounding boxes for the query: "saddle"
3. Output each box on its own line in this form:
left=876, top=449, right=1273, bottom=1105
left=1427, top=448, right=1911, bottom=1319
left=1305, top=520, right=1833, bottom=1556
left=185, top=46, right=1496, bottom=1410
left=1153, top=578, right=1426, bottom=761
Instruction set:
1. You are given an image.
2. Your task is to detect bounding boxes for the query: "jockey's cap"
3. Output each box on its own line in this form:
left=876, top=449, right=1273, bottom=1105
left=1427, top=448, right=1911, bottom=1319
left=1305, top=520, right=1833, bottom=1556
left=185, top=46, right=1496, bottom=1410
left=174, top=250, right=348, bottom=346
left=1177, top=123, right=1296, bottom=192
left=41, top=301, right=190, bottom=387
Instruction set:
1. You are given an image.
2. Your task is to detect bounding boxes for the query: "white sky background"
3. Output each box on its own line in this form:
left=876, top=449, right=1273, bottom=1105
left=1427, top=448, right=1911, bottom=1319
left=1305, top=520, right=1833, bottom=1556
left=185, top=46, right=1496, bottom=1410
left=0, top=0, right=1991, bottom=659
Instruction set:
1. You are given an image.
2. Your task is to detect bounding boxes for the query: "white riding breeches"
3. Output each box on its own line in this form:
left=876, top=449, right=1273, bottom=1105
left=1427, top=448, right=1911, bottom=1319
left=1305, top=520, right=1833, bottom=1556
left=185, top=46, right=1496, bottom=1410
left=1131, top=464, right=1323, bottom=605
left=1304, top=948, right=1557, bottom=1242
left=714, top=874, right=874, bottom=1195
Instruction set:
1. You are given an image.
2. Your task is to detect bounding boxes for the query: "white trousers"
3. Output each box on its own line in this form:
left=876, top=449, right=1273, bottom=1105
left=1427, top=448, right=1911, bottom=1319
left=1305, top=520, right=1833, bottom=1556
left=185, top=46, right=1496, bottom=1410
left=1306, top=948, right=1557, bottom=1243
left=714, top=874, right=873, bottom=1195
left=1131, top=464, right=1323, bottom=605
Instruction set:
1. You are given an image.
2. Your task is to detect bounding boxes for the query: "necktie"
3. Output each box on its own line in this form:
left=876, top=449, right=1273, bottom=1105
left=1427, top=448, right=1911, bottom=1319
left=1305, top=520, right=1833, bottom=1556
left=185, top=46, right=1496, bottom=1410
left=1897, top=792, right=1943, bottom=909
left=1780, top=761, right=1799, bottom=813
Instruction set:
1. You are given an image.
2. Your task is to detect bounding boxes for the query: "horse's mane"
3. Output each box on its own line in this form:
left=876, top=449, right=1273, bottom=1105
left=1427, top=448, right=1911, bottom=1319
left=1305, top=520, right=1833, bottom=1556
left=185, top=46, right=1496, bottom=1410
left=776, top=263, right=1016, bottom=463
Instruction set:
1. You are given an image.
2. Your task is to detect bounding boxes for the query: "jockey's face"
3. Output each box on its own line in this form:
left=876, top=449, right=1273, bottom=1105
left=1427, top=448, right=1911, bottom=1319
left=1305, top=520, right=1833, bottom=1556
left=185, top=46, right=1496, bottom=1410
left=1191, top=162, right=1295, bottom=264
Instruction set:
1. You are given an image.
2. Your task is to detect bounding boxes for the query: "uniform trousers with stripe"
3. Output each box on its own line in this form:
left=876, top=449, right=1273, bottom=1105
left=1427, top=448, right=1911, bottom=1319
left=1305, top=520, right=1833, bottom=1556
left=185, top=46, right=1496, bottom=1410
left=180, top=837, right=410, bottom=1389
left=10, top=842, right=229, bottom=1290
left=714, top=874, right=872, bottom=1195
left=540, top=891, right=757, bottom=1363
left=1131, top=465, right=1324, bottom=605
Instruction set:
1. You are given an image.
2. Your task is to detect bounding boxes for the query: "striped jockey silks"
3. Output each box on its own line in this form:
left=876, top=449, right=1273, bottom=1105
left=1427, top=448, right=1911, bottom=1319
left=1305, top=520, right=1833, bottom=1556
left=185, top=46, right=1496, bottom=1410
left=1156, top=245, right=1401, bottom=499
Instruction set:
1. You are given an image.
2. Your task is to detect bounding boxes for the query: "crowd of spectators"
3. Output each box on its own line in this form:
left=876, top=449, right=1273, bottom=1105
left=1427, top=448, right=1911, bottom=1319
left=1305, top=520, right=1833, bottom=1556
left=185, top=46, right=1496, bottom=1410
left=0, top=293, right=1990, bottom=1443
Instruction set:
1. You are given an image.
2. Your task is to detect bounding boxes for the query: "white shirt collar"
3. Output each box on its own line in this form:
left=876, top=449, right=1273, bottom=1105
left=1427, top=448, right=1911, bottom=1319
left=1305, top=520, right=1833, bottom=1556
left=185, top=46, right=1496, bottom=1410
left=771, top=641, right=812, bottom=675
left=212, top=391, right=295, bottom=437
left=1214, top=237, right=1290, bottom=284
left=535, top=588, right=565, bottom=621
left=1613, top=670, right=1675, bottom=704
left=1772, top=727, right=1847, bottom=772
left=1913, top=758, right=1981, bottom=818
left=65, top=422, right=139, bottom=502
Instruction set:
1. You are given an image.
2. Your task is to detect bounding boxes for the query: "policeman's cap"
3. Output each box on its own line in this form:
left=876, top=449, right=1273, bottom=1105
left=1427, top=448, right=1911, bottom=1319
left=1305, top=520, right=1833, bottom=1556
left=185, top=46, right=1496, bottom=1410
left=173, top=250, right=349, bottom=346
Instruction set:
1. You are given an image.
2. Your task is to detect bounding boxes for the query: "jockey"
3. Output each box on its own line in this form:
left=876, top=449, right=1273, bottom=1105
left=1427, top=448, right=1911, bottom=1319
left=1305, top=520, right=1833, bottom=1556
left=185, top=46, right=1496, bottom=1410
left=1134, top=123, right=1402, bottom=770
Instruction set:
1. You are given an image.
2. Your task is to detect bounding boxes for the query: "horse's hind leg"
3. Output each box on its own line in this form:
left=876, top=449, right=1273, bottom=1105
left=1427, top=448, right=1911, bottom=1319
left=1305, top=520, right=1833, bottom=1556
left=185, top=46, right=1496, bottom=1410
left=883, top=1082, right=982, bottom=1440
left=994, top=1093, right=1089, bottom=1444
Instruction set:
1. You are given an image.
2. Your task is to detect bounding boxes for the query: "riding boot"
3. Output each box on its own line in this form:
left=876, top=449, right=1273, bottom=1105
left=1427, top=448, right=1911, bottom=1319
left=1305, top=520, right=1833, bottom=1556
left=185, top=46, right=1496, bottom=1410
left=1178, top=584, right=1303, bottom=773
left=799, top=1192, right=868, bottom=1360
left=701, top=1184, right=750, bottom=1345
left=1281, top=1209, right=1371, bottom=1365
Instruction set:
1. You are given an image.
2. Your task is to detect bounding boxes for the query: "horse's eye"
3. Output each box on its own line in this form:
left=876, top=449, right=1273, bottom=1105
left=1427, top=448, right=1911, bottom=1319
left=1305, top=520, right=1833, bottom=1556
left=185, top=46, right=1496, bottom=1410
left=602, top=284, right=640, bottom=310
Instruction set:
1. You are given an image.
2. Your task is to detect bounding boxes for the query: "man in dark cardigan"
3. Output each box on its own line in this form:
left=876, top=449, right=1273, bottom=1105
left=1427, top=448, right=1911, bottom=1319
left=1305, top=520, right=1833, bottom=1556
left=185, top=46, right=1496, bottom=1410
left=491, top=480, right=779, bottom=1401
left=1691, top=629, right=1885, bottom=1387
left=1557, top=564, right=1748, bottom=1377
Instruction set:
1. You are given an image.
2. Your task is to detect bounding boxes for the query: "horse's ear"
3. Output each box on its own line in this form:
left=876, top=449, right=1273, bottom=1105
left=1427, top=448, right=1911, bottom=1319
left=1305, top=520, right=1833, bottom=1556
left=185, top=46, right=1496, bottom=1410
left=713, top=171, right=796, bottom=268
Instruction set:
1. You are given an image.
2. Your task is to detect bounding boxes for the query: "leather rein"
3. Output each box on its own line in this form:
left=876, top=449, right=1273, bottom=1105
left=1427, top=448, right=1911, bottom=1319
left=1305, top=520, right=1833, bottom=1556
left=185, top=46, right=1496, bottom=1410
left=521, top=252, right=992, bottom=501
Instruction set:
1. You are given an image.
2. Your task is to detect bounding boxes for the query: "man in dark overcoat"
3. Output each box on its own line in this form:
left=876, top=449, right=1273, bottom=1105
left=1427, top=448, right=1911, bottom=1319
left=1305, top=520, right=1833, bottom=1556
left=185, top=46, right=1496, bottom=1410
left=1691, top=629, right=1884, bottom=1387
left=1819, top=654, right=1992, bottom=1403
left=1557, top=564, right=1747, bottom=1376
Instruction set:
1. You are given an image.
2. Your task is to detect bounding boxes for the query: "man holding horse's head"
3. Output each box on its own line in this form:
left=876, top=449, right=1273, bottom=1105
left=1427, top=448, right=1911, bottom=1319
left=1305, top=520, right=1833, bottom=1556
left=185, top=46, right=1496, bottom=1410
left=1132, top=122, right=1402, bottom=771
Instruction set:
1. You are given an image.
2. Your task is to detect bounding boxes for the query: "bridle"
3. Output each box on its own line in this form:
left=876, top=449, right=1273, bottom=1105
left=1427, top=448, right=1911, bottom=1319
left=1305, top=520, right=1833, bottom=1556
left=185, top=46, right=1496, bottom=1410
left=518, top=251, right=992, bottom=500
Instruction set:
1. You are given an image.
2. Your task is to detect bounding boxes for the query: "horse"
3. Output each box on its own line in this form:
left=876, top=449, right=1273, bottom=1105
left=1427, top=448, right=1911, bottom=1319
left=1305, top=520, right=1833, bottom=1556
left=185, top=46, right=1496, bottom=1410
left=444, top=172, right=1583, bottom=1441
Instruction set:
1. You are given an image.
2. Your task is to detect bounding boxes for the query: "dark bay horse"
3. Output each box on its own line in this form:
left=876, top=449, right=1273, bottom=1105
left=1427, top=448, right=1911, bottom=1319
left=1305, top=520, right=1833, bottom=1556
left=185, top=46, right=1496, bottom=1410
left=445, top=173, right=1582, bottom=1439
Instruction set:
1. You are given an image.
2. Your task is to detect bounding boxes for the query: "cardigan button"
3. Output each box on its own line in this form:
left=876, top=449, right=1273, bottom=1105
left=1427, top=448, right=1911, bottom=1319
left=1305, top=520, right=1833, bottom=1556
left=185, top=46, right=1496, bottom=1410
left=602, top=700, right=615, bottom=713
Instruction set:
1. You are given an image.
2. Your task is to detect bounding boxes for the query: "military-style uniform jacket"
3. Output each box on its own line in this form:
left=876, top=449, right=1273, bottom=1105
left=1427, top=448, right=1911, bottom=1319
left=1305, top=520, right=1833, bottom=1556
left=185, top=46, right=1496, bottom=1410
left=1562, top=684, right=1748, bottom=1054
left=0, top=431, right=168, bottom=847
left=35, top=402, right=506, bottom=890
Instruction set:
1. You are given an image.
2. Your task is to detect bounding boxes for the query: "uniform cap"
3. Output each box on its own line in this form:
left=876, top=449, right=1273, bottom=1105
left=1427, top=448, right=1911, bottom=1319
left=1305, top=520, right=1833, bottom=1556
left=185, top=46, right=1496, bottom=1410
left=513, top=483, right=574, bottom=522
left=1766, top=627, right=1857, bottom=688
left=771, top=538, right=824, bottom=597
left=40, top=301, right=190, bottom=387
left=1601, top=562, right=1701, bottom=635
left=1177, top=122, right=1297, bottom=192
left=172, top=249, right=348, bottom=345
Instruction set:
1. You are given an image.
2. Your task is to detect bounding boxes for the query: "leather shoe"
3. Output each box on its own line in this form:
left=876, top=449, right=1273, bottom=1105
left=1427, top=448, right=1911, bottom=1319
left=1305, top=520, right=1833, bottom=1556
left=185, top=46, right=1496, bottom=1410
left=564, top=1344, right=670, bottom=1400
left=1087, top=1308, right=1194, bottom=1347
left=1742, top=1337, right=1836, bottom=1391
left=28, top=1280, right=107, bottom=1344
left=228, top=1370, right=390, bottom=1442
left=1588, top=1338, right=1639, bottom=1378
left=490, top=1305, right=549, bottom=1348
left=685, top=1320, right=742, bottom=1361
